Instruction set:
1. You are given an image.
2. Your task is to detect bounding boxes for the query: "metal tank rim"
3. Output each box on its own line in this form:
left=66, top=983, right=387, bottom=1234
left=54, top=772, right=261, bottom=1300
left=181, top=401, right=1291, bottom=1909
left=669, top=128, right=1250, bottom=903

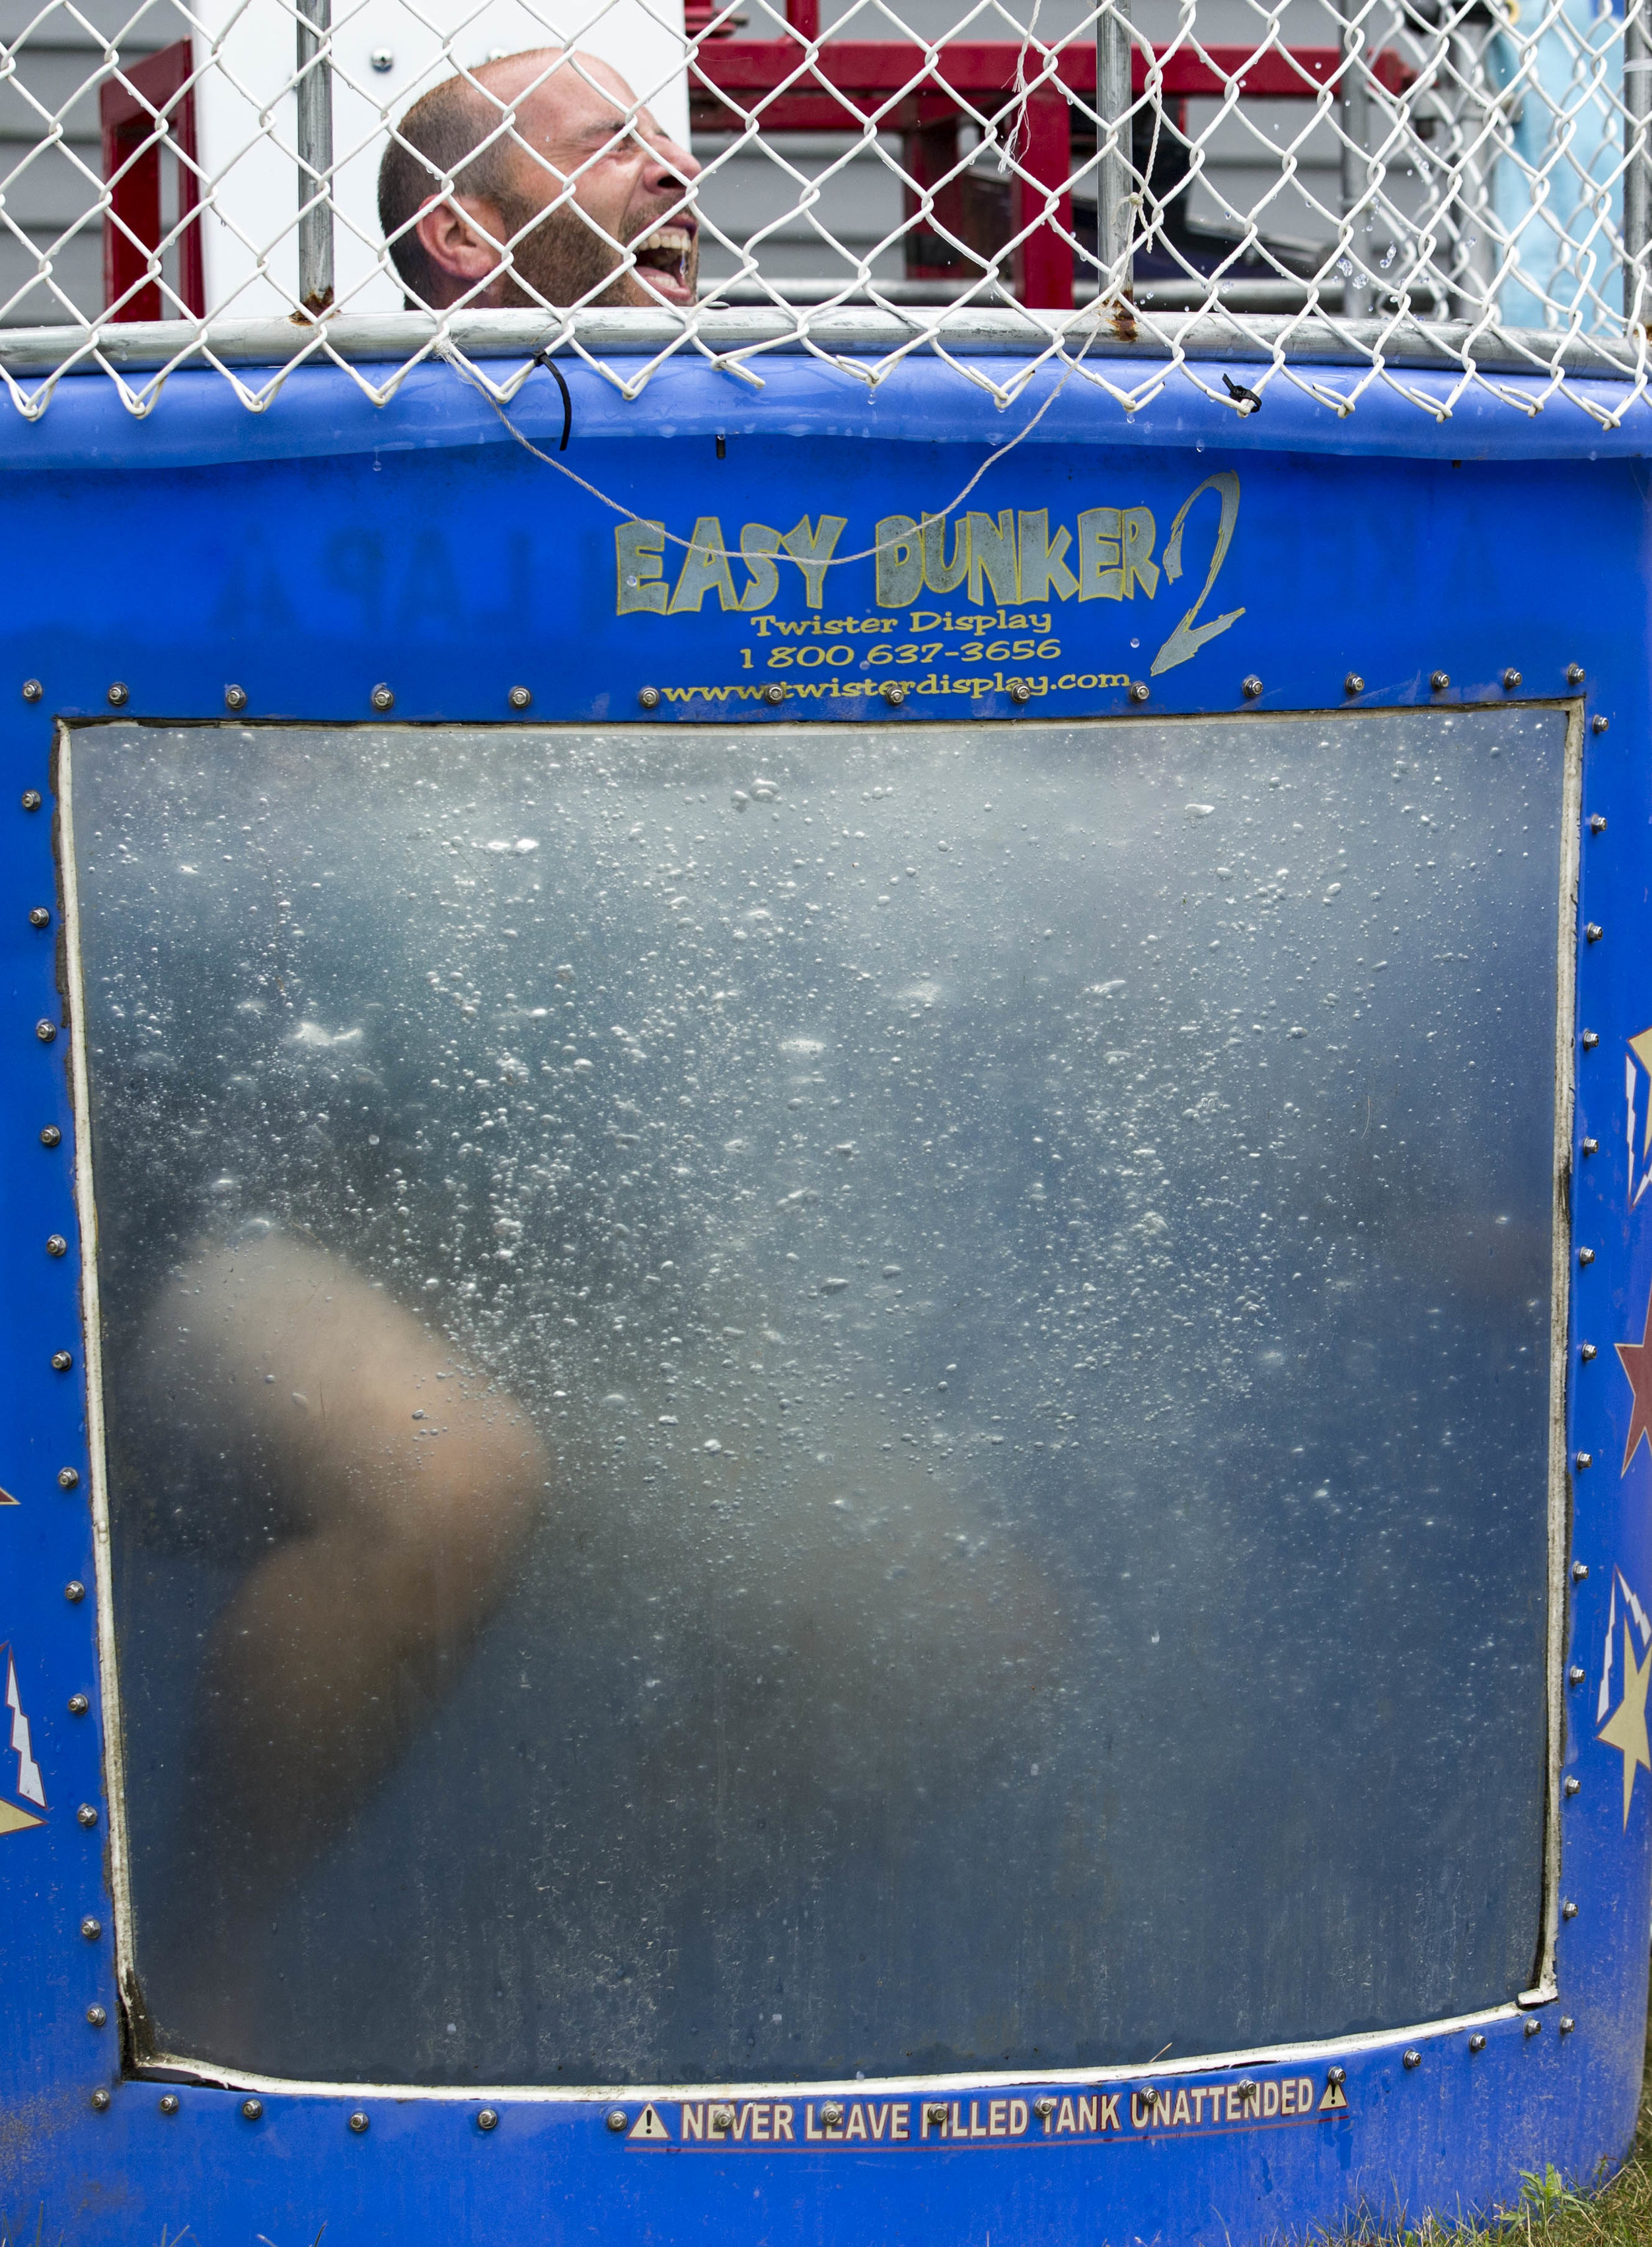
left=0, top=349, right=1648, bottom=476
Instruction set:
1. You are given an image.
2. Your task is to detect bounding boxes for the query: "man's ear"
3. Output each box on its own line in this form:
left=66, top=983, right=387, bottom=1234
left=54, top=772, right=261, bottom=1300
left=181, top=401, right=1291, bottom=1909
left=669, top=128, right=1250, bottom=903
left=412, top=194, right=511, bottom=297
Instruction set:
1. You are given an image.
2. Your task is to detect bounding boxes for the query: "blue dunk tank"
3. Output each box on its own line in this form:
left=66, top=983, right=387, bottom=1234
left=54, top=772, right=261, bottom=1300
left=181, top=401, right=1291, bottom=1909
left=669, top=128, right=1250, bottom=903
left=1, top=346, right=1651, bottom=2245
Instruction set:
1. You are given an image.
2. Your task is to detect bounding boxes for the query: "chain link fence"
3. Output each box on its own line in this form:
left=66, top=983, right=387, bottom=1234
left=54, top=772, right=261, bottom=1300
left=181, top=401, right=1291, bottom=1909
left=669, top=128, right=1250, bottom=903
left=0, top=0, right=1643, bottom=418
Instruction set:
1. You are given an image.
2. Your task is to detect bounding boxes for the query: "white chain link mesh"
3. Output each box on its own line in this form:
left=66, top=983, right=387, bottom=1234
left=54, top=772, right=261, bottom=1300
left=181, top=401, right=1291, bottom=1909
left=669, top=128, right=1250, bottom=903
left=0, top=0, right=1644, bottom=418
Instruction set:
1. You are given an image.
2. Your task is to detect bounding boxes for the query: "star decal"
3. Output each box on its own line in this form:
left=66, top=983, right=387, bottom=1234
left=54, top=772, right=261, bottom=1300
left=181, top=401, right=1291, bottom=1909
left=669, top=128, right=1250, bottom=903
left=1599, top=1618, right=1652, bottom=1829
left=1630, top=1031, right=1652, bottom=1206
left=1616, top=1281, right=1652, bottom=1474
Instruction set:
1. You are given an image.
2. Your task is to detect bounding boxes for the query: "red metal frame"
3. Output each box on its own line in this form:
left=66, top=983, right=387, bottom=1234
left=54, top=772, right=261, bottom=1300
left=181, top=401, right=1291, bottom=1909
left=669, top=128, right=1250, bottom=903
left=690, top=34, right=1413, bottom=309
left=101, top=40, right=205, bottom=322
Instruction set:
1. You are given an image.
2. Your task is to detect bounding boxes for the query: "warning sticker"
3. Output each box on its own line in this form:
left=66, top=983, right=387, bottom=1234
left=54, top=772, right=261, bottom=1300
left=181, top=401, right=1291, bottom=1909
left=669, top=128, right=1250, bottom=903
left=617, top=2071, right=1350, bottom=2152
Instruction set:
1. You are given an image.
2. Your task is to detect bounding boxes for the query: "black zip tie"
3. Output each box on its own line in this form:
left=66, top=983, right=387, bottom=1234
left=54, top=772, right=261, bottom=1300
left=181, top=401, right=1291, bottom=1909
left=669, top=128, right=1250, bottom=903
left=1222, top=373, right=1262, bottom=416
left=535, top=351, right=573, bottom=451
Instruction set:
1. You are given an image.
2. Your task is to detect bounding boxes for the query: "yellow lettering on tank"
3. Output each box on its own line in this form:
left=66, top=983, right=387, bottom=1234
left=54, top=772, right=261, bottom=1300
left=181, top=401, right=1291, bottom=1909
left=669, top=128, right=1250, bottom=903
left=667, top=517, right=739, bottom=613
left=615, top=519, right=667, bottom=615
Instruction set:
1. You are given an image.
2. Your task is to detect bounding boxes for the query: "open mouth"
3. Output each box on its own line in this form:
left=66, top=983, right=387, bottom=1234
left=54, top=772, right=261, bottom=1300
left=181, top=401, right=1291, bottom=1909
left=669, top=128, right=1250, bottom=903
left=632, top=223, right=698, bottom=303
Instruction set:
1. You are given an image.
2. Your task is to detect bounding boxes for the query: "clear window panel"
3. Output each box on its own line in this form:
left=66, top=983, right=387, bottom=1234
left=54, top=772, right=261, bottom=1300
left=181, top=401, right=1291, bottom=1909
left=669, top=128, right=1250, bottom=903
left=69, top=709, right=1567, bottom=2086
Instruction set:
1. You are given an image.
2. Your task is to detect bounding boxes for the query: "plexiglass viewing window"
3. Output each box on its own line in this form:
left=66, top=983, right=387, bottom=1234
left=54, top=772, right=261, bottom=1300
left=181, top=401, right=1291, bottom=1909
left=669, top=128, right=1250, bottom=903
left=64, top=709, right=1570, bottom=2088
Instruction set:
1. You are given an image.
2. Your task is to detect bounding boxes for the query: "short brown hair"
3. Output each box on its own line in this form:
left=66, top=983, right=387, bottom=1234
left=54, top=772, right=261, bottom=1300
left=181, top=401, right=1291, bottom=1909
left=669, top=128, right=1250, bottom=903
left=379, top=65, right=541, bottom=305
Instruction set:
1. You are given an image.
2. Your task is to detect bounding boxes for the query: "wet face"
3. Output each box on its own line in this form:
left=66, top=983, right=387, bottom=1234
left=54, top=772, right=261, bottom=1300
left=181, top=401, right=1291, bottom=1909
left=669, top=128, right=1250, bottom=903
left=419, top=52, right=700, bottom=311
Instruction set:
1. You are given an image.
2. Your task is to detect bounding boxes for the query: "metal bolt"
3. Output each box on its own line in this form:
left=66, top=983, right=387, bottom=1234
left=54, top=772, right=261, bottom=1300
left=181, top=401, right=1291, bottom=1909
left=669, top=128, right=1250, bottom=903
left=925, top=2103, right=948, bottom=2125
left=819, top=2102, right=844, bottom=2128
left=81, top=1917, right=100, bottom=1941
left=28, top=907, right=49, bottom=929
left=711, top=2104, right=736, bottom=2131
left=1582, top=1030, right=1599, bottom=1049
left=77, top=1804, right=96, bottom=1827
left=370, top=45, right=393, bottom=69
left=1524, top=2016, right=1541, bottom=2038
left=21, top=680, right=41, bottom=703
left=1569, top=1665, right=1586, bottom=1684
left=1129, top=681, right=1149, bottom=704
left=1344, top=673, right=1365, bottom=695
left=1586, top=923, right=1603, bottom=942
left=1241, top=675, right=1263, bottom=700
left=1563, top=1900, right=1578, bottom=1919
left=1578, top=1248, right=1595, bottom=1266
left=91, top=2088, right=110, bottom=2112
left=1575, top=1451, right=1593, bottom=1470
left=1593, top=714, right=1609, bottom=734
left=20, top=789, right=41, bottom=810
left=763, top=684, right=786, bottom=706
left=1581, top=1344, right=1597, bottom=1361
left=1590, top=815, right=1608, bottom=835
left=67, top=1693, right=88, bottom=1716
left=1327, top=2067, right=1346, bottom=2086
left=65, top=1581, right=84, bottom=1603
left=1008, top=681, right=1032, bottom=705
left=36, top=1019, right=57, bottom=1044
left=241, top=2098, right=264, bottom=2121
left=606, top=2108, right=628, bottom=2132
left=882, top=683, right=907, bottom=706
left=1565, top=1775, right=1581, bottom=1795
left=1236, top=2079, right=1258, bottom=2103
left=85, top=2003, right=105, bottom=2026
left=348, top=2111, right=369, bottom=2134
left=1582, top=1137, right=1598, bottom=1155
left=46, top=1235, right=67, bottom=1258
left=52, top=1351, right=72, bottom=1372
left=477, top=2108, right=499, bottom=2132
left=224, top=685, right=248, bottom=713
left=40, top=1125, right=60, bottom=1147
left=370, top=685, right=394, bottom=712
left=508, top=686, right=531, bottom=710
left=1559, top=2017, right=1575, bottom=2035
left=1430, top=671, right=1450, bottom=692
left=1469, top=2034, right=1486, bottom=2053
left=58, top=1467, right=79, bottom=1490
left=1567, top=664, right=1585, bottom=687
left=1574, top=1560, right=1590, bottom=1578
left=106, top=683, right=128, bottom=708
left=638, top=686, right=661, bottom=708
left=1403, top=2049, right=1421, bottom=2069
left=160, top=2094, right=180, bottom=2115
left=1032, top=2096, right=1056, bottom=2118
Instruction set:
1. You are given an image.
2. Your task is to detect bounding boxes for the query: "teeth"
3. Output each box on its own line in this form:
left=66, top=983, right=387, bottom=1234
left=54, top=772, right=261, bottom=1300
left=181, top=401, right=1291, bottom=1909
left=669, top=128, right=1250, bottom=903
left=640, top=226, right=693, bottom=255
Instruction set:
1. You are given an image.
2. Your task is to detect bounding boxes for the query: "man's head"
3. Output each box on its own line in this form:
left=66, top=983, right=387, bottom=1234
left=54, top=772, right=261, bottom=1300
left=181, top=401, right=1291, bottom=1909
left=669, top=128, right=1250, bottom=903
left=379, top=48, right=700, bottom=311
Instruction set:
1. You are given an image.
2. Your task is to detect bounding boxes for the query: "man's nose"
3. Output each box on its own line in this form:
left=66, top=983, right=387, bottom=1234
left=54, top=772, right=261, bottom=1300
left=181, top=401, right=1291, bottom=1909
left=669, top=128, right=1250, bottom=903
left=644, top=130, right=702, bottom=188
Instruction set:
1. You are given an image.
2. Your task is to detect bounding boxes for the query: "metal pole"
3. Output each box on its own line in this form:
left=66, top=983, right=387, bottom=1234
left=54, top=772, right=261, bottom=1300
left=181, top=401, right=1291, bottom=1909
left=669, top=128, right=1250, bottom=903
left=1626, top=0, right=1650, bottom=326
left=1338, top=0, right=1372, bottom=321
left=297, top=0, right=334, bottom=316
left=1095, top=0, right=1133, bottom=298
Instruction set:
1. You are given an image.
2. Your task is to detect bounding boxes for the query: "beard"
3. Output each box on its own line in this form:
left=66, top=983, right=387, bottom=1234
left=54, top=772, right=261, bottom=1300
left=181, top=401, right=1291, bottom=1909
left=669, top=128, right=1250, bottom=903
left=492, top=192, right=698, bottom=310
